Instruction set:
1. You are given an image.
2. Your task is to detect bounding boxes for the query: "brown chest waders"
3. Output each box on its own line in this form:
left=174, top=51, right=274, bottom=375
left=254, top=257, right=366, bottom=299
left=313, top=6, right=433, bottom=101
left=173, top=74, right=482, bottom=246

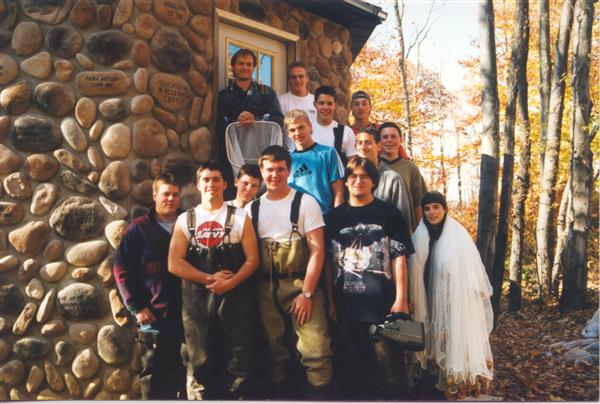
left=181, top=205, right=257, bottom=400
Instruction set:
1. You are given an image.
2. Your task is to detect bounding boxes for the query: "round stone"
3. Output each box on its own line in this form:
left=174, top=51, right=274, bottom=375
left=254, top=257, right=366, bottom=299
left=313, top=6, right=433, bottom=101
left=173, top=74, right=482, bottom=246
left=26, top=154, right=59, bottom=181
left=62, top=170, right=97, bottom=196
left=72, top=348, right=99, bottom=380
left=166, top=128, right=179, bottom=146
left=87, top=146, right=104, bottom=171
left=86, top=30, right=132, bottom=66
left=103, top=368, right=131, bottom=393
left=332, top=40, right=343, bottom=55
left=0, top=116, right=10, bottom=138
left=41, top=319, right=66, bottom=336
left=0, top=315, right=15, bottom=333
left=132, top=180, right=153, bottom=206
left=71, top=267, right=95, bottom=281
left=11, top=115, right=62, bottom=152
left=99, top=98, right=128, bottom=122
left=130, top=94, right=154, bottom=115
left=150, top=27, right=191, bottom=73
left=89, top=120, right=104, bottom=141
left=66, top=240, right=108, bottom=267
left=99, top=161, right=131, bottom=200
left=11, top=21, right=42, bottom=55
left=135, top=13, right=157, bottom=39
left=83, top=377, right=102, bottom=399
left=40, top=261, right=68, bottom=283
left=18, top=259, right=40, bottom=283
left=97, top=255, right=115, bottom=285
left=0, top=144, right=22, bottom=174
left=97, top=325, right=133, bottom=365
left=134, top=67, right=148, bottom=92
left=188, top=70, right=208, bottom=96
left=14, top=337, right=50, bottom=360
left=0, top=339, right=9, bottom=362
left=113, top=0, right=133, bottom=26
left=9, top=221, right=49, bottom=255
left=37, top=389, right=63, bottom=400
left=189, top=127, right=212, bottom=162
left=199, top=91, right=213, bottom=126
left=100, top=123, right=131, bottom=159
left=190, top=15, right=211, bottom=38
left=131, top=159, right=149, bottom=180
left=34, top=82, right=76, bottom=117
left=69, top=0, right=95, bottom=28
left=149, top=72, right=192, bottom=112
left=0, top=255, right=18, bottom=272
left=95, top=3, right=112, bottom=28
left=54, top=148, right=91, bottom=174
left=132, top=118, right=168, bottom=157
left=45, top=26, right=83, bottom=58
left=43, top=360, right=65, bottom=392
left=36, top=288, right=57, bottom=323
left=0, top=80, right=31, bottom=114
left=49, top=197, right=105, bottom=240
left=75, top=70, right=131, bottom=96
left=20, top=0, right=71, bottom=24
left=54, top=340, right=75, bottom=366
left=75, top=52, right=94, bottom=68
left=193, top=54, right=209, bottom=73
left=0, top=360, right=25, bottom=386
left=105, top=220, right=127, bottom=249
left=0, top=284, right=23, bottom=316
left=74, top=97, right=96, bottom=128
left=99, top=196, right=128, bottom=220
left=57, top=283, right=107, bottom=320
left=43, top=240, right=64, bottom=261
left=31, top=183, right=60, bottom=216
left=20, top=51, right=51, bottom=80
left=13, top=302, right=37, bottom=335
left=153, top=0, right=189, bottom=26
left=0, top=53, right=18, bottom=85
left=64, top=371, right=81, bottom=398
left=60, top=118, right=88, bottom=151
left=131, top=39, right=150, bottom=66
left=69, top=323, right=98, bottom=345
left=3, top=172, right=32, bottom=200
left=26, top=364, right=44, bottom=394
left=54, top=59, right=74, bottom=81
left=25, top=278, right=44, bottom=300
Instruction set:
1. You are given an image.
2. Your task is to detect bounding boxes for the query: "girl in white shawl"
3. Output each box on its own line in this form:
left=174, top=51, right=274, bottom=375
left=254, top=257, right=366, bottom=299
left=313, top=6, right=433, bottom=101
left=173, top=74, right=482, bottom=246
left=408, top=192, right=494, bottom=399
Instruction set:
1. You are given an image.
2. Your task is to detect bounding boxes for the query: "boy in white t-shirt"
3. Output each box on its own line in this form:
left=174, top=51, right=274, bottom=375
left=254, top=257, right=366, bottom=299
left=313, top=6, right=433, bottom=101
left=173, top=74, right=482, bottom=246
left=248, top=145, right=333, bottom=399
left=312, top=85, right=357, bottom=164
left=168, top=162, right=259, bottom=400
left=278, top=62, right=316, bottom=150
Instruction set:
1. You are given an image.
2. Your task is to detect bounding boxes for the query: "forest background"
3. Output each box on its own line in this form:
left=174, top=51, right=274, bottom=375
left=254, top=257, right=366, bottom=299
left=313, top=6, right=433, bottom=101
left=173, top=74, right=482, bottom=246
left=350, top=0, right=599, bottom=400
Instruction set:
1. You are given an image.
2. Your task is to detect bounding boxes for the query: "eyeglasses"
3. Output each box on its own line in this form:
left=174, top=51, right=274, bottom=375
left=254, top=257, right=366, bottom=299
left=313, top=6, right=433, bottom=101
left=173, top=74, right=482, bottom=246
left=347, top=174, right=372, bottom=182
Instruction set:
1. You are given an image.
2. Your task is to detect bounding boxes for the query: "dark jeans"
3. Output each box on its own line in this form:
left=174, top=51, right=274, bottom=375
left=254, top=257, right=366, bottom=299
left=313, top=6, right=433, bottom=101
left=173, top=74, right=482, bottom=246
left=334, top=320, right=405, bottom=400
left=182, top=279, right=258, bottom=400
left=137, top=328, right=186, bottom=400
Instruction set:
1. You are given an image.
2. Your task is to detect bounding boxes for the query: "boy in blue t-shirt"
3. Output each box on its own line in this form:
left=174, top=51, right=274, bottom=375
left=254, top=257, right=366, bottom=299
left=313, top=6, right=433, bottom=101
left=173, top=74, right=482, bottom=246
left=285, top=109, right=344, bottom=214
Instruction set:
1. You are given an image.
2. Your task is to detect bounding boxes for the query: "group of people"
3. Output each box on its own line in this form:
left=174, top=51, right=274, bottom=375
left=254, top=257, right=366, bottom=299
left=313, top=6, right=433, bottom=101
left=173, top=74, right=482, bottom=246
left=113, top=49, right=494, bottom=401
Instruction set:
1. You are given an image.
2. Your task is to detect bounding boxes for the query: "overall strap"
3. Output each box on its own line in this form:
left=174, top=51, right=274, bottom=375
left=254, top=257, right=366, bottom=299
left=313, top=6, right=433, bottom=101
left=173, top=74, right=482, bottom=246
left=290, top=191, right=303, bottom=235
left=187, top=208, right=197, bottom=247
left=222, top=204, right=236, bottom=244
left=333, top=124, right=347, bottom=166
left=251, top=199, right=260, bottom=236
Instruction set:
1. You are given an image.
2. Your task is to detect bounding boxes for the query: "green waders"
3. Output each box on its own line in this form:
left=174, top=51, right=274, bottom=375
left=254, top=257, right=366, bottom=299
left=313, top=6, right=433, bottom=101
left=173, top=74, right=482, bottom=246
left=182, top=205, right=258, bottom=400
left=251, top=192, right=333, bottom=393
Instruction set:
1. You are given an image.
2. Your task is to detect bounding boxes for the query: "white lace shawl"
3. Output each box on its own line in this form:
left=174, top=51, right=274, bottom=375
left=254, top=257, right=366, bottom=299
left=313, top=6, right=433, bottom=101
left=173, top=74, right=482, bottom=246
left=408, top=216, right=494, bottom=387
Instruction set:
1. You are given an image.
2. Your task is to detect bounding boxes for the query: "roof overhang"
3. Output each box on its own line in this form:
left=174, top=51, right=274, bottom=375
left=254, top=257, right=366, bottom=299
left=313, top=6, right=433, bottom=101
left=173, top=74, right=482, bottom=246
left=285, top=0, right=387, bottom=60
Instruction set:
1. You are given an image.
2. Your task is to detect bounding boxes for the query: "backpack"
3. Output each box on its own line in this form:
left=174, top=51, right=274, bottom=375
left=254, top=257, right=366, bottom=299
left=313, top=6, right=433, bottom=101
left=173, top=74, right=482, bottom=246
left=333, top=124, right=347, bottom=166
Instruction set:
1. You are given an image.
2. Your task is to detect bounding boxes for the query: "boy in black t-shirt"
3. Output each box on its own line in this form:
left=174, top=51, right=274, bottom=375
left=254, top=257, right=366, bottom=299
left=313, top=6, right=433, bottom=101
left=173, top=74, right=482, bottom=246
left=325, top=157, right=414, bottom=400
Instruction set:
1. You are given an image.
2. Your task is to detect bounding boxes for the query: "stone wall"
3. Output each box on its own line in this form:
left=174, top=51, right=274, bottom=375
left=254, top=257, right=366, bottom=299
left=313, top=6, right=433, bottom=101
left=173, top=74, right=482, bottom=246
left=0, top=0, right=353, bottom=400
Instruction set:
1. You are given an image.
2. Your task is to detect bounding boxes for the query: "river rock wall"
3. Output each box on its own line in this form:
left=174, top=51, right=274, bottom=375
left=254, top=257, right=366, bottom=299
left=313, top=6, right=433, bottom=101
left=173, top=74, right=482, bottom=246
left=0, top=0, right=352, bottom=400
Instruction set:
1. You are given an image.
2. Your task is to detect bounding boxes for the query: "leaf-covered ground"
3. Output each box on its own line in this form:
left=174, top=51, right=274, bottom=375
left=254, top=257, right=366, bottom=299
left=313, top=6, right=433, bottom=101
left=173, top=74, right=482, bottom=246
left=486, top=271, right=599, bottom=401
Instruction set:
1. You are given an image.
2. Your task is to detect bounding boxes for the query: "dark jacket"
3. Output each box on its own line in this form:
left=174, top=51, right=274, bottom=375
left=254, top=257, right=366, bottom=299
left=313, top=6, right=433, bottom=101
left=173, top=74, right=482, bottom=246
left=216, top=80, right=283, bottom=184
left=113, top=206, right=183, bottom=324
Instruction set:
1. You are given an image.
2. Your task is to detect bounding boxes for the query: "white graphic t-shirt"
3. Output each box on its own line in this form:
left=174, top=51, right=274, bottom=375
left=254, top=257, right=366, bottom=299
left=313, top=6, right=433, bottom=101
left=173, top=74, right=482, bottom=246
left=176, top=204, right=247, bottom=247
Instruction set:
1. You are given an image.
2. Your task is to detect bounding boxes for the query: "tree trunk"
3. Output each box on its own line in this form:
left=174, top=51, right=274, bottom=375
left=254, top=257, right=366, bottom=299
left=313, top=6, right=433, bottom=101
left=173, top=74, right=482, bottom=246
left=560, top=0, right=594, bottom=311
left=394, top=0, right=413, bottom=156
left=539, top=0, right=551, bottom=173
left=457, top=131, right=463, bottom=208
left=476, top=0, right=501, bottom=280
left=535, top=0, right=575, bottom=303
left=551, top=179, right=572, bottom=296
left=493, top=0, right=529, bottom=319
